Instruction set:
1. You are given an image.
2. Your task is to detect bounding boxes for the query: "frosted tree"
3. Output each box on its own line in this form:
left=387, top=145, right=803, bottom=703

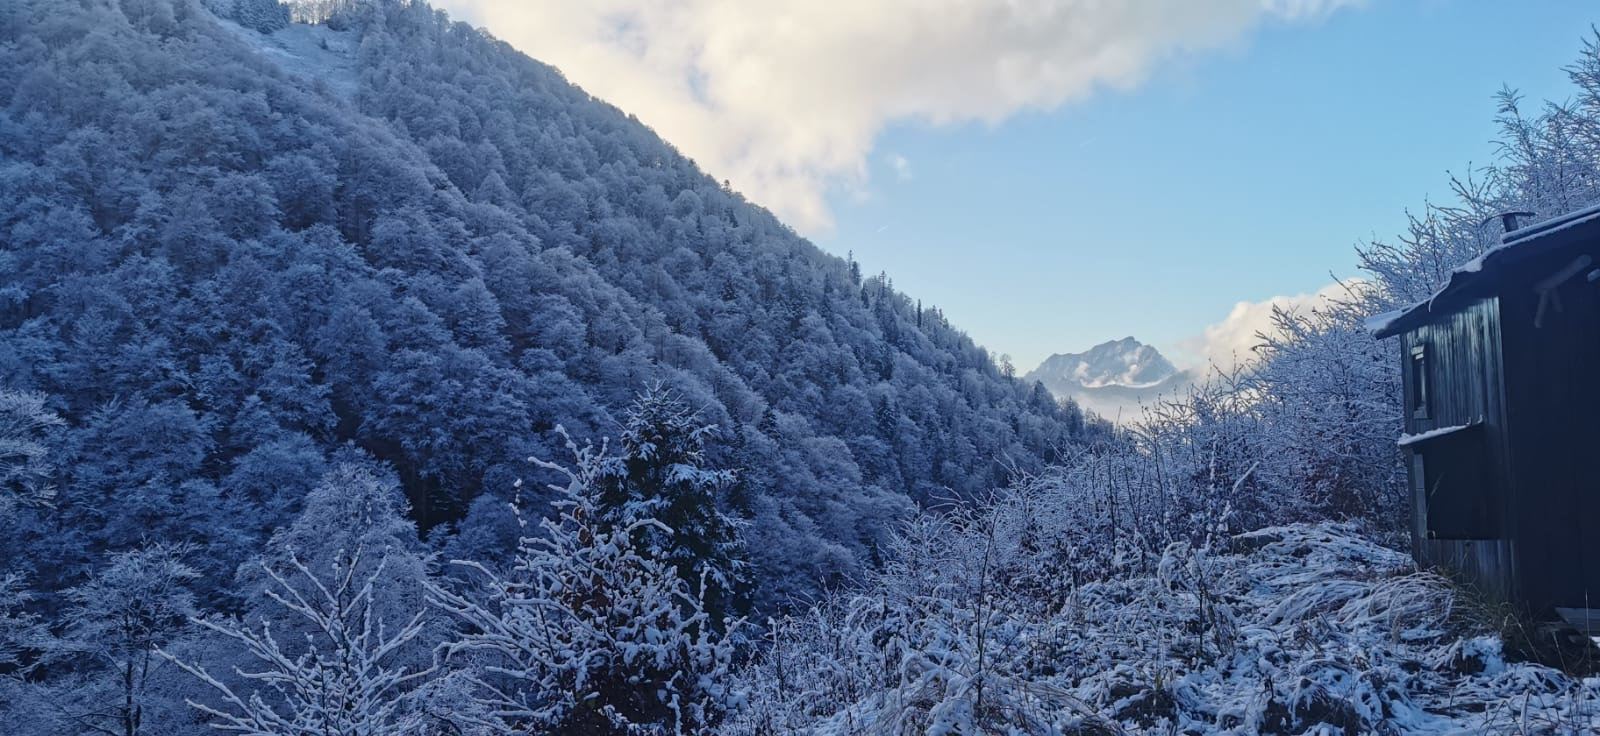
left=0, top=390, right=60, bottom=676
left=0, top=389, right=62, bottom=520
left=0, top=575, right=52, bottom=736
left=162, top=548, right=433, bottom=736
left=428, top=429, right=742, bottom=735
left=595, top=383, right=748, bottom=624
left=1229, top=30, right=1600, bottom=539
left=283, top=0, right=348, bottom=25
left=1357, top=34, right=1600, bottom=309
left=242, top=457, right=437, bottom=667
left=61, top=544, right=198, bottom=736
left=0, top=575, right=44, bottom=674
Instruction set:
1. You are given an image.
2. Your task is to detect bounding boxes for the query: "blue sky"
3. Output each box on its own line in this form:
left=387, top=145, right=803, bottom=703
left=817, top=2, right=1597, bottom=368
left=442, top=0, right=1598, bottom=370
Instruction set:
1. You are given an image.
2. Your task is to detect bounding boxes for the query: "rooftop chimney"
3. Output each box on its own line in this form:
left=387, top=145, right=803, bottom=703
left=1491, top=210, right=1537, bottom=234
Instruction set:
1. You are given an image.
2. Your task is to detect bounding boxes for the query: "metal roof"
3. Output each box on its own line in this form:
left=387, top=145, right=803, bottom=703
left=1371, top=202, right=1600, bottom=339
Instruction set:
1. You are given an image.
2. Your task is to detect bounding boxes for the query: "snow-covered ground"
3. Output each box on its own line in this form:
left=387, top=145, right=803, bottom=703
left=1150, top=525, right=1600, bottom=734
left=735, top=524, right=1600, bottom=735
left=220, top=19, right=359, bottom=99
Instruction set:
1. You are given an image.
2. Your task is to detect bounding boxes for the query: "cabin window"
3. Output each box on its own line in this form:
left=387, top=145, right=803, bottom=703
left=1409, top=344, right=1429, bottom=419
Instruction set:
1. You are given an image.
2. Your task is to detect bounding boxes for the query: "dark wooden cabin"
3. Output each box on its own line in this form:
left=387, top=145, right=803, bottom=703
left=1373, top=204, right=1600, bottom=616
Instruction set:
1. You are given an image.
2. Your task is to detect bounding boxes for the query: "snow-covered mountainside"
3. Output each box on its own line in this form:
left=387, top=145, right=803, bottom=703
left=0, top=0, right=1100, bottom=619
left=1025, top=337, right=1191, bottom=420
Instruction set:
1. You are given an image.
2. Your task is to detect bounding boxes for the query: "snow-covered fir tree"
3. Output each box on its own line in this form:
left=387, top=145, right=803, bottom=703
left=429, top=430, right=742, bottom=735
left=593, top=383, right=749, bottom=625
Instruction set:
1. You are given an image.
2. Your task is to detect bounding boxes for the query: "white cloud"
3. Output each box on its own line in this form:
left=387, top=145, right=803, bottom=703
left=434, top=0, right=1361, bottom=234
left=1180, top=282, right=1349, bottom=373
left=888, top=153, right=912, bottom=181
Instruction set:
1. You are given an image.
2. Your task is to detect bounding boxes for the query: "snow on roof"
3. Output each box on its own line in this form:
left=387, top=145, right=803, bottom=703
left=1372, top=204, right=1600, bottom=339
left=1362, top=308, right=1405, bottom=335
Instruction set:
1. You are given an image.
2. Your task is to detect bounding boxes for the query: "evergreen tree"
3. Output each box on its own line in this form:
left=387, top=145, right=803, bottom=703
left=429, top=430, right=741, bottom=735
left=595, top=383, right=749, bottom=624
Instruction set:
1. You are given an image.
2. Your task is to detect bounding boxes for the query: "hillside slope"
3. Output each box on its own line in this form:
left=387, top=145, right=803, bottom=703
left=0, top=0, right=1098, bottom=606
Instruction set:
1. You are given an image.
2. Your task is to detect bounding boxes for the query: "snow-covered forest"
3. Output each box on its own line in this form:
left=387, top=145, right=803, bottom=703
left=4, top=0, right=1600, bottom=733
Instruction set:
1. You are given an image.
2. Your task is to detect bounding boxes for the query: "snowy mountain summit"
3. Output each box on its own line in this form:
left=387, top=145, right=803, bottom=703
left=1025, top=337, right=1189, bottom=420
left=1032, top=336, right=1177, bottom=390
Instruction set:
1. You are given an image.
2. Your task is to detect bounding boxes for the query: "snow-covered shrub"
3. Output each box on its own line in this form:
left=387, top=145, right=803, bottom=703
left=1248, top=283, right=1406, bottom=540
left=734, top=520, right=1600, bottom=734
left=729, top=484, right=1177, bottom=735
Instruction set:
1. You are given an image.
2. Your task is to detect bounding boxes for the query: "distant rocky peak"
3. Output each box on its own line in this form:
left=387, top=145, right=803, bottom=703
left=1038, top=337, right=1177, bottom=390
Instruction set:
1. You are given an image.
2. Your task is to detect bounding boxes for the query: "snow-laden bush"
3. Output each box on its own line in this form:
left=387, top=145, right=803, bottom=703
left=1247, top=284, right=1406, bottom=542
left=732, top=518, right=1600, bottom=734
left=731, top=502, right=1122, bottom=736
